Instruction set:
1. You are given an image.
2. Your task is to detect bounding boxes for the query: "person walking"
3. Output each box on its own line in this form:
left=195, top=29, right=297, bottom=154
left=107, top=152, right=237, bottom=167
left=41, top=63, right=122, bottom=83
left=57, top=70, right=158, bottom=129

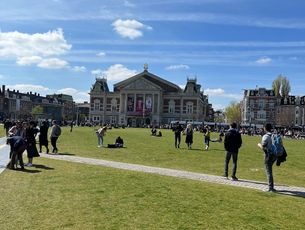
left=50, top=120, right=61, bottom=153
left=223, top=122, right=242, bottom=181
left=258, top=123, right=277, bottom=192
left=96, top=126, right=107, bottom=147
left=39, top=120, right=49, bottom=153
left=173, top=122, right=183, bottom=148
left=25, top=121, right=40, bottom=167
left=185, top=124, right=193, bottom=149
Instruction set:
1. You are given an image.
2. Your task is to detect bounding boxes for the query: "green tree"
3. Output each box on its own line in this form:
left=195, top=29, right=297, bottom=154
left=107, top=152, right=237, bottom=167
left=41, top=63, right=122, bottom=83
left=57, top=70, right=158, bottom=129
left=272, top=75, right=291, bottom=97
left=224, top=102, right=241, bottom=124
left=31, top=105, right=44, bottom=119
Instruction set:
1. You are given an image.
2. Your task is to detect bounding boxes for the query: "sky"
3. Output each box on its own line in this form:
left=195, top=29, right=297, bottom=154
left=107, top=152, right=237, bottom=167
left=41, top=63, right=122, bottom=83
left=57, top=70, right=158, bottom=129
left=1, top=0, right=305, bottom=110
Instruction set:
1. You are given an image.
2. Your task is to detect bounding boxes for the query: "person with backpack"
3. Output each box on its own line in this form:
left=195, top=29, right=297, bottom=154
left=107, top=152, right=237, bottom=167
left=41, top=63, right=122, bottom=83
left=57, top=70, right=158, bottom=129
left=223, top=122, right=242, bottom=181
left=50, top=120, right=61, bottom=153
left=257, top=123, right=277, bottom=192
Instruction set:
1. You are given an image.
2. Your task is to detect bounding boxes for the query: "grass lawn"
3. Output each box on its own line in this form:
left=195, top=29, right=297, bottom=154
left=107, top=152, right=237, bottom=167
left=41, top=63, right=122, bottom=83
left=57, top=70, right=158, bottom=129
left=0, top=124, right=5, bottom=137
left=58, top=127, right=305, bottom=187
left=0, top=157, right=305, bottom=230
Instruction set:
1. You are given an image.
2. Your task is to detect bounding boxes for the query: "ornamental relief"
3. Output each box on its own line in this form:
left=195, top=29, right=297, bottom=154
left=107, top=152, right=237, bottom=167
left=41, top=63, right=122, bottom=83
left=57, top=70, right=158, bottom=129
left=124, top=78, right=159, bottom=90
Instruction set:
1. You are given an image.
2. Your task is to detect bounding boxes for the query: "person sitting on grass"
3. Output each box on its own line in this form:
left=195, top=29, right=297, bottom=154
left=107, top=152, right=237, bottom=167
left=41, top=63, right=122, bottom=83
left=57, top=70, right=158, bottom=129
left=151, top=127, right=157, bottom=136
left=115, top=136, right=124, bottom=147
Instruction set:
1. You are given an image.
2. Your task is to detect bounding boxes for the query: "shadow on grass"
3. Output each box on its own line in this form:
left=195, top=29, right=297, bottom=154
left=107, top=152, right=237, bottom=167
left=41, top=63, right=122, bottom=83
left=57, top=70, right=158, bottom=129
left=16, top=168, right=41, bottom=173
left=33, top=164, right=54, bottom=170
left=276, top=190, right=305, bottom=199
left=55, top=152, right=75, bottom=156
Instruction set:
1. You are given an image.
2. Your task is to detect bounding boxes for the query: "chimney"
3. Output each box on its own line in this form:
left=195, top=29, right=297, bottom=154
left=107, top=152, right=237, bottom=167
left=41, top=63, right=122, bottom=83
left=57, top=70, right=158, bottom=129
left=1, top=85, right=4, bottom=93
left=38, top=93, right=40, bottom=96
left=34, top=92, right=37, bottom=96
left=30, top=91, right=32, bottom=95
left=17, top=90, right=19, bottom=93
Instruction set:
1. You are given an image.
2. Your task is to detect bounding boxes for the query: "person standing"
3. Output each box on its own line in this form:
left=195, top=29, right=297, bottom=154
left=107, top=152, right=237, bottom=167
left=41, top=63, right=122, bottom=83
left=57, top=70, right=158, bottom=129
left=204, top=126, right=211, bottom=150
left=173, top=122, right=183, bottom=148
left=258, top=123, right=277, bottom=192
left=185, top=124, right=193, bottom=149
left=70, top=121, right=74, bottom=132
left=39, top=120, right=49, bottom=153
left=25, top=121, right=40, bottom=167
left=223, top=122, right=242, bottom=181
left=50, top=120, right=61, bottom=153
left=96, top=126, right=107, bottom=147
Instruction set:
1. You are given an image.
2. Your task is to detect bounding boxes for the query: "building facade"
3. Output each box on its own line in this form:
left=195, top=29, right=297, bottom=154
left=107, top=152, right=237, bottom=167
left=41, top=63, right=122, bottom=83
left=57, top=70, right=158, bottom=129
left=89, top=67, right=213, bottom=126
left=46, top=94, right=75, bottom=121
left=0, top=85, right=64, bottom=121
left=241, top=87, right=305, bottom=127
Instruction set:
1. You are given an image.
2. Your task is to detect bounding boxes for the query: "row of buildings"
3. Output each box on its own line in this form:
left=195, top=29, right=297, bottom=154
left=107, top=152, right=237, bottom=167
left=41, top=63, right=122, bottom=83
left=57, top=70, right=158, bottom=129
left=241, top=87, right=305, bottom=128
left=89, top=65, right=214, bottom=127
left=0, top=85, right=76, bottom=122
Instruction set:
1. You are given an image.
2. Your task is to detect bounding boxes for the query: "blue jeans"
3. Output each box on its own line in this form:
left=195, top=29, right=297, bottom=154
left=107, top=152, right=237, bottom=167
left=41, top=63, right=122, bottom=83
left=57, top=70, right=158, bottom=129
left=264, top=152, right=277, bottom=190
left=97, top=133, right=103, bottom=146
left=224, top=151, right=238, bottom=177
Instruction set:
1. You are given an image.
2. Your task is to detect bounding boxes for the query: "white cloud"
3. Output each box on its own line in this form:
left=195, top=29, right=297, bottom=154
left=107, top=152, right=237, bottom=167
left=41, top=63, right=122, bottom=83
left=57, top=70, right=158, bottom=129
left=212, top=104, right=226, bottom=111
left=16, top=56, right=42, bottom=66
left=256, top=57, right=272, bottom=64
left=112, top=19, right=152, bottom=39
left=91, top=68, right=103, bottom=76
left=96, top=52, right=106, bottom=56
left=101, top=64, right=138, bottom=81
left=0, top=74, right=4, bottom=79
left=71, top=66, right=87, bottom=72
left=124, top=0, right=136, bottom=8
left=166, top=64, right=190, bottom=70
left=37, top=58, right=68, bottom=69
left=0, top=28, right=71, bottom=58
left=205, top=88, right=242, bottom=100
left=57, top=88, right=89, bottom=102
left=179, top=84, right=186, bottom=89
left=6, top=84, right=50, bottom=93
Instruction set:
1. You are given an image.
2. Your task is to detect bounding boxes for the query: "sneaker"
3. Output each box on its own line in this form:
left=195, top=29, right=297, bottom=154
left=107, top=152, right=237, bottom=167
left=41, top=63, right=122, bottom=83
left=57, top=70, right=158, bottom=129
left=223, top=175, right=229, bottom=179
left=25, top=163, right=33, bottom=167
left=98, top=145, right=101, bottom=148
left=231, top=176, right=238, bottom=181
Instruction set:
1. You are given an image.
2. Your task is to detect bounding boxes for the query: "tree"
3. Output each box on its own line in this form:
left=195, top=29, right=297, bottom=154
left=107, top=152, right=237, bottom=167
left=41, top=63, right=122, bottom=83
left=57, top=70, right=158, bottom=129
left=31, top=105, right=44, bottom=119
left=224, top=102, right=241, bottom=124
left=272, top=75, right=291, bottom=97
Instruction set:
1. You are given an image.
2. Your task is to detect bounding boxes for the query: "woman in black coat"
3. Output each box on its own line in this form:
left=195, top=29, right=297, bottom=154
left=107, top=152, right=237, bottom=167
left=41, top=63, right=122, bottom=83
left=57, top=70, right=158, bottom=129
left=39, top=121, right=49, bottom=153
left=25, top=121, right=40, bottom=167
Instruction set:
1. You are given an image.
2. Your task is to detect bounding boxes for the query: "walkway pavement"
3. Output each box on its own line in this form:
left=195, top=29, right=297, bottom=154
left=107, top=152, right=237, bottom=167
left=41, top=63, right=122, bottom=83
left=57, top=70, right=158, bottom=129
left=0, top=137, right=305, bottom=197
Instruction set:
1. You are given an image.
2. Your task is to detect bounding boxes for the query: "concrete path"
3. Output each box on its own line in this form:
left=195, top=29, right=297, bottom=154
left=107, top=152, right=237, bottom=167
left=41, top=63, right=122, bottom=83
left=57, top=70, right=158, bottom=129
left=40, top=153, right=305, bottom=197
left=1, top=138, right=305, bottom=197
left=0, top=137, right=10, bottom=174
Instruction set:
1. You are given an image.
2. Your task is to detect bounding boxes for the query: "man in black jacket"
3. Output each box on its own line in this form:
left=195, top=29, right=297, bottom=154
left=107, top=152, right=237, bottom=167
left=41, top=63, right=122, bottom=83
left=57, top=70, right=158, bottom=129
left=223, top=122, right=242, bottom=181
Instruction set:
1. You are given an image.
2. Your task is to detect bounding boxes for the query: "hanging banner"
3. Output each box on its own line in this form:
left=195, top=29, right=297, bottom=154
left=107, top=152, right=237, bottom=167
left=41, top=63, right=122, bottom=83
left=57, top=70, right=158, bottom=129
left=136, top=95, right=143, bottom=112
left=145, top=96, right=152, bottom=112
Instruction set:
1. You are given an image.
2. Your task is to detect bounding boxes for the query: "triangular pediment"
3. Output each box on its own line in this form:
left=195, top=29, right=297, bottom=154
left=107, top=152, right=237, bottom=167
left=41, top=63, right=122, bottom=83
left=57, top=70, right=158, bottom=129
left=122, top=77, right=162, bottom=91
left=114, top=70, right=182, bottom=93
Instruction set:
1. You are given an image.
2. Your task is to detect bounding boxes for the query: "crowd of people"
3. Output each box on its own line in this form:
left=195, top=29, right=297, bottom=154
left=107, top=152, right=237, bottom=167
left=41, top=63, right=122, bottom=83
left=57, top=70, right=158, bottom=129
left=3, top=119, right=62, bottom=170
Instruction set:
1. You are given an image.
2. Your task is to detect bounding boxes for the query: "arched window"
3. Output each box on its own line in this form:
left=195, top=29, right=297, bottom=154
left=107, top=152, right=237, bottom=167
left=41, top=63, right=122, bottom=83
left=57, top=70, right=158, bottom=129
left=186, top=102, right=193, bottom=114
left=94, top=99, right=100, bottom=111
left=111, top=98, right=117, bottom=112
left=169, top=100, right=175, bottom=114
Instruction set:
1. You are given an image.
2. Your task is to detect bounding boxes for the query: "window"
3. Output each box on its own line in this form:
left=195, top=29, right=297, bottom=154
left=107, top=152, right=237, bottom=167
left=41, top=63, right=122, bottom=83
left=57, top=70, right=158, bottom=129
left=94, top=99, right=100, bottom=111
left=93, top=116, right=100, bottom=121
left=258, top=100, right=265, bottom=109
left=169, top=100, right=175, bottom=114
left=111, top=98, right=117, bottom=112
left=111, top=116, right=116, bottom=124
left=186, top=102, right=193, bottom=114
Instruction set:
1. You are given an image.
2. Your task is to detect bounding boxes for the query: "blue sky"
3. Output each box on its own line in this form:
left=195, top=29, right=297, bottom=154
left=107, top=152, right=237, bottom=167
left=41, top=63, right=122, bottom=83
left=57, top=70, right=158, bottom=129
left=1, top=0, right=305, bottom=110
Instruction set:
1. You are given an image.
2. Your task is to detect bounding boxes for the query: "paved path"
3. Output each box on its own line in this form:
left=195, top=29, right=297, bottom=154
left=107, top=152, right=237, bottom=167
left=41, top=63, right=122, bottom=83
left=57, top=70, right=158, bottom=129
left=0, top=137, right=9, bottom=174
left=1, top=138, right=305, bottom=197
left=40, top=153, right=305, bottom=197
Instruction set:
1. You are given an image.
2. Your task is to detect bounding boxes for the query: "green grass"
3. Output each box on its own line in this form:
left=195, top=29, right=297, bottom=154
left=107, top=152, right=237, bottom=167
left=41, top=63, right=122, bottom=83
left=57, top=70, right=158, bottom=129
left=0, top=157, right=305, bottom=230
left=1, top=126, right=305, bottom=229
left=58, top=127, right=305, bottom=187
left=0, top=124, right=5, bottom=137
